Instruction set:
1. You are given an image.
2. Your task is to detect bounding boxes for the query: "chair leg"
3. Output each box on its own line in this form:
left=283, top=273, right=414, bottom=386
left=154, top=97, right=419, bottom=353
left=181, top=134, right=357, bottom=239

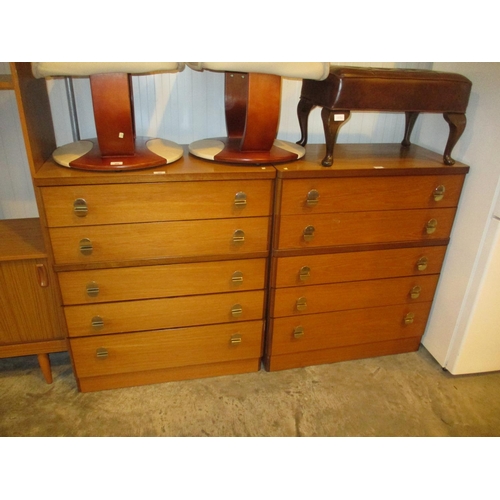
left=37, top=353, right=53, bottom=384
left=321, top=108, right=350, bottom=166
left=443, top=112, right=467, bottom=165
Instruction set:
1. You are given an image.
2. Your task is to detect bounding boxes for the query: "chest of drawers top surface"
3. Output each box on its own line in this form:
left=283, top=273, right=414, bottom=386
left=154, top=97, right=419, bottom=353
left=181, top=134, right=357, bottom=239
left=275, top=143, right=469, bottom=178
left=33, top=146, right=276, bottom=187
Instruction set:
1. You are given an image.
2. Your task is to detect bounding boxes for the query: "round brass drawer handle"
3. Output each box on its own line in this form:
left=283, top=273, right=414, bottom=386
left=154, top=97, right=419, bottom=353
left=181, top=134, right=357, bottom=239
left=91, top=315, right=104, bottom=329
left=410, top=285, right=422, bottom=299
left=296, top=297, right=307, bottom=311
left=303, top=225, right=315, bottom=242
left=86, top=281, right=99, bottom=297
left=231, top=304, right=243, bottom=318
left=73, top=198, right=88, bottom=217
left=232, top=229, right=245, bottom=244
left=230, top=334, right=242, bottom=345
left=79, top=238, right=93, bottom=256
left=299, top=266, right=311, bottom=281
left=306, top=189, right=320, bottom=207
left=433, top=185, right=446, bottom=202
left=96, top=347, right=108, bottom=359
left=416, top=256, right=428, bottom=271
left=234, top=191, right=247, bottom=207
left=425, top=219, right=438, bottom=235
left=293, top=326, right=305, bottom=339
left=404, top=312, right=415, bottom=325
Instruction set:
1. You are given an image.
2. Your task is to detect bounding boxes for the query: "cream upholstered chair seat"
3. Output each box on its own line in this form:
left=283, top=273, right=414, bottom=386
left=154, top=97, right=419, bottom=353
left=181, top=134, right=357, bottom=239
left=187, top=62, right=330, bottom=165
left=32, top=62, right=185, bottom=171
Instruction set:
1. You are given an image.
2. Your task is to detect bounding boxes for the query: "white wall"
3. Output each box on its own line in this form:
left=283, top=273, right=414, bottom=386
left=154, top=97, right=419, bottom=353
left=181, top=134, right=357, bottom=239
left=418, top=63, right=500, bottom=370
left=0, top=61, right=430, bottom=220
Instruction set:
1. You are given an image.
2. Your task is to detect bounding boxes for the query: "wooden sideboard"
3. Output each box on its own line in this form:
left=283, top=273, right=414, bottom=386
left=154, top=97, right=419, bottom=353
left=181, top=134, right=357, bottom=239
left=32, top=152, right=275, bottom=391
left=265, top=143, right=469, bottom=371
left=0, top=218, right=66, bottom=382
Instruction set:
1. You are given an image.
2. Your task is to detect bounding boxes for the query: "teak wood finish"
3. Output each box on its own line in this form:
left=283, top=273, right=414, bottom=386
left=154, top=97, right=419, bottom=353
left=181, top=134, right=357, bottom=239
left=0, top=63, right=66, bottom=383
left=265, top=143, right=469, bottom=372
left=33, top=147, right=275, bottom=392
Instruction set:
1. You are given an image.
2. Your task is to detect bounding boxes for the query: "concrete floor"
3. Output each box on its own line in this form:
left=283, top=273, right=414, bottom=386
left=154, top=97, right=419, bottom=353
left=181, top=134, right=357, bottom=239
left=1, top=345, right=500, bottom=437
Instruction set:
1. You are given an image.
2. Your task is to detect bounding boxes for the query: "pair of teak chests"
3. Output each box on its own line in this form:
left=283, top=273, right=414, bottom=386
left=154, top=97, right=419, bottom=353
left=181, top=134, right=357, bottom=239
left=33, top=143, right=469, bottom=392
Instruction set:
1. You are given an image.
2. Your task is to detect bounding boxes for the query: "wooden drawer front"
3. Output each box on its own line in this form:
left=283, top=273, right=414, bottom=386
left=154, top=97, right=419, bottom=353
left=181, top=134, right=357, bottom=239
left=271, top=275, right=439, bottom=318
left=64, top=290, right=265, bottom=337
left=58, top=258, right=266, bottom=305
left=278, top=209, right=456, bottom=249
left=280, top=175, right=465, bottom=215
left=269, top=302, right=432, bottom=355
left=50, top=217, right=270, bottom=265
left=70, top=320, right=264, bottom=378
left=41, top=180, right=273, bottom=227
left=274, top=246, right=447, bottom=287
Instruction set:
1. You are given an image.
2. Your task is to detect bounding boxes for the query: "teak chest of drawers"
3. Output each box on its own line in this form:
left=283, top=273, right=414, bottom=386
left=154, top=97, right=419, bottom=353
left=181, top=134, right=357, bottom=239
left=34, top=150, right=275, bottom=392
left=265, top=144, right=469, bottom=371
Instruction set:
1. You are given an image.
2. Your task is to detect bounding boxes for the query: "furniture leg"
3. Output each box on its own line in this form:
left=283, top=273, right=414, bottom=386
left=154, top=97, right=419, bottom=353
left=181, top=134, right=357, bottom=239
left=401, top=111, right=420, bottom=147
left=320, top=108, right=350, bottom=166
left=37, top=353, right=53, bottom=384
left=296, top=98, right=316, bottom=147
left=443, top=112, right=467, bottom=166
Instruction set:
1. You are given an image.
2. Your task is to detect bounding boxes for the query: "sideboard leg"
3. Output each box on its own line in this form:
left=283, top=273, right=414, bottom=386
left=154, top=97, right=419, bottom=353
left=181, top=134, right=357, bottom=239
left=37, top=353, right=53, bottom=384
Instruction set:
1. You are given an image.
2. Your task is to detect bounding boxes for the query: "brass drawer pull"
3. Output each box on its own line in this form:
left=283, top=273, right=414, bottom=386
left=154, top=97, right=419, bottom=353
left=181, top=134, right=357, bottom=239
left=425, top=219, right=438, bottom=234
left=296, top=297, right=308, bottom=311
left=404, top=312, right=415, bottom=325
left=96, top=347, right=108, bottom=359
left=234, top=191, right=247, bottom=207
left=299, top=266, right=311, bottom=281
left=231, top=304, right=243, bottom=318
left=86, top=281, right=99, bottom=297
left=293, top=326, right=305, bottom=339
left=303, top=225, right=315, bottom=242
left=416, top=256, right=428, bottom=271
left=73, top=198, right=88, bottom=217
left=232, top=229, right=245, bottom=244
left=79, top=238, right=93, bottom=256
left=433, top=185, right=446, bottom=201
left=410, top=285, right=422, bottom=299
left=91, top=316, right=104, bottom=329
left=306, top=189, right=320, bottom=207
left=231, top=271, right=244, bottom=284
left=230, top=334, right=242, bottom=345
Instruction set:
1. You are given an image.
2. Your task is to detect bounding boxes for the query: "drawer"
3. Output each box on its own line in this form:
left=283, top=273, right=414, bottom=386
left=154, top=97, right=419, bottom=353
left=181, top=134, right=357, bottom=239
left=70, top=320, right=264, bottom=378
left=271, top=275, right=439, bottom=317
left=279, top=175, right=465, bottom=215
left=274, top=246, right=447, bottom=287
left=58, top=258, right=267, bottom=305
left=50, top=217, right=270, bottom=265
left=64, top=290, right=265, bottom=337
left=277, top=208, right=457, bottom=249
left=41, top=180, right=273, bottom=227
left=268, top=302, right=432, bottom=355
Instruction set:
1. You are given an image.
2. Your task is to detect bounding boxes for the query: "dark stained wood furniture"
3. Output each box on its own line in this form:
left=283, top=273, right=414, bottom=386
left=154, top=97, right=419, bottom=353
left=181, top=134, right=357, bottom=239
left=297, top=67, right=472, bottom=167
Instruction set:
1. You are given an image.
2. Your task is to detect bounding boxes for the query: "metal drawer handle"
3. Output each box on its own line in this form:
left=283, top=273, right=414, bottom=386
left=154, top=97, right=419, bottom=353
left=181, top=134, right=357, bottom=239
left=230, top=334, right=242, bottom=345
left=425, top=219, right=438, bottom=234
left=232, top=229, right=245, bottom=244
left=234, top=191, right=247, bottom=207
left=410, top=285, right=422, bottom=299
left=296, top=297, right=308, bottom=311
left=91, top=316, right=104, bottom=329
left=433, top=185, right=446, bottom=202
left=79, top=238, right=93, bottom=255
left=299, top=266, right=311, bottom=281
left=36, top=264, right=49, bottom=287
left=73, top=198, right=88, bottom=217
left=231, top=304, right=243, bottom=318
left=404, top=312, right=415, bottom=325
left=416, top=257, right=428, bottom=271
left=86, top=281, right=99, bottom=297
left=231, top=271, right=244, bottom=285
left=303, top=225, right=315, bottom=242
left=96, top=347, right=108, bottom=359
left=306, top=189, right=320, bottom=207
left=293, top=326, right=305, bottom=339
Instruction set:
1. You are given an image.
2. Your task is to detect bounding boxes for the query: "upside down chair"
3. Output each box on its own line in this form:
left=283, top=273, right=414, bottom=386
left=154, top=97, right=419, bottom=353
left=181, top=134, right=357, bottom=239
left=187, top=62, right=330, bottom=164
left=31, top=62, right=185, bottom=171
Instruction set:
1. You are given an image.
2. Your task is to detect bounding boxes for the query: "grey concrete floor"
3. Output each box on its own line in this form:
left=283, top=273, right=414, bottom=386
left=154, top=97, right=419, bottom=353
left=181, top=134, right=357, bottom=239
left=1, top=345, right=500, bottom=437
